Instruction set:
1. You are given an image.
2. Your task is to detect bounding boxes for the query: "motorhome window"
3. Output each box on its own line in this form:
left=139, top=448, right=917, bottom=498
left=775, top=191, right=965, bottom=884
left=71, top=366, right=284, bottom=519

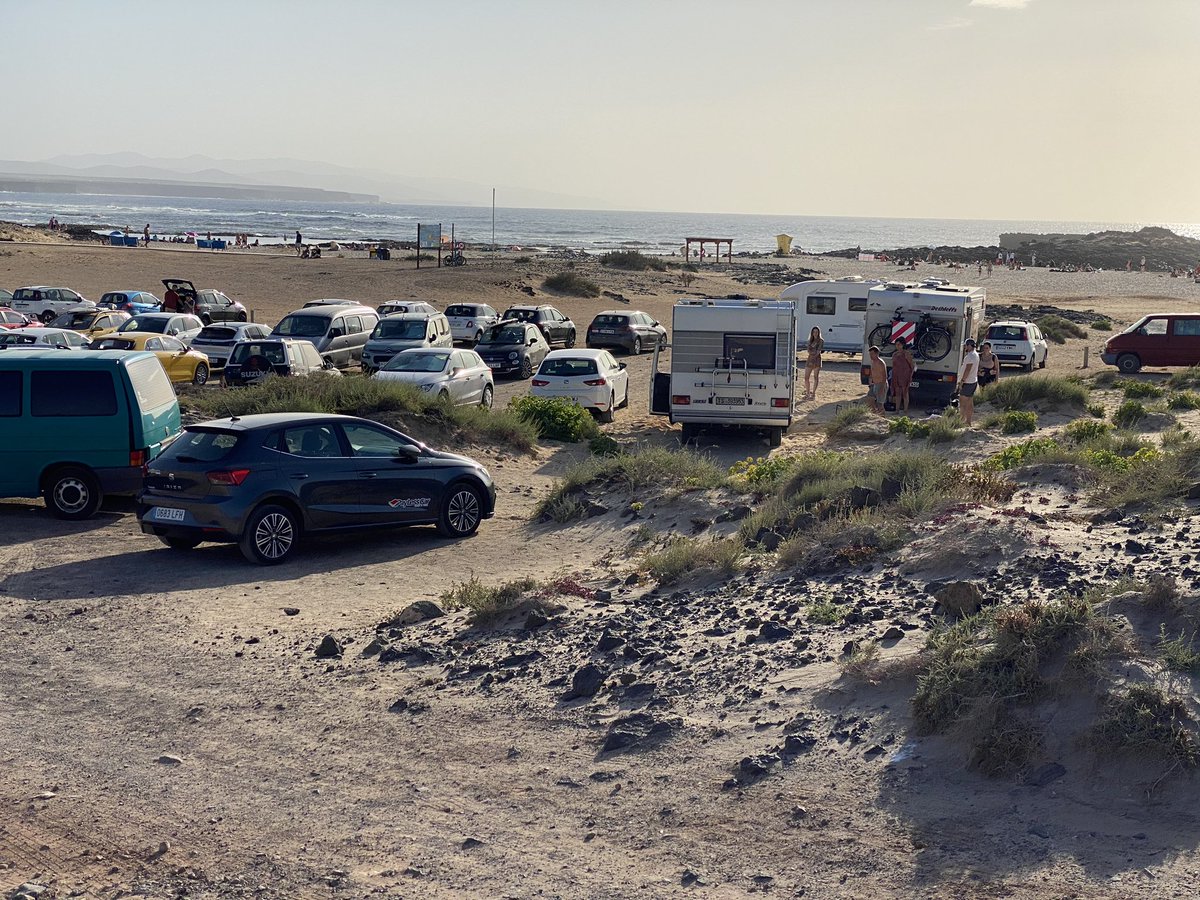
left=722, top=334, right=776, bottom=369
left=0, top=371, right=20, bottom=416
left=31, top=371, right=117, bottom=417
left=806, top=297, right=836, bottom=316
left=1174, top=319, right=1200, bottom=336
left=848, top=298, right=868, bottom=312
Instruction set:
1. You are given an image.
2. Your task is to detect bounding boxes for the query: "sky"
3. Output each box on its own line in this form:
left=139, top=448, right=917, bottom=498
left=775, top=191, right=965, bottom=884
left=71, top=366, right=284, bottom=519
left=4, top=0, right=1199, bottom=221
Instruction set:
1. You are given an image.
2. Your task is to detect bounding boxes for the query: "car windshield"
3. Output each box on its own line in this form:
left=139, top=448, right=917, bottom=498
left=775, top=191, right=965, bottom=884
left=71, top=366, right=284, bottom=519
left=121, top=316, right=168, bottom=334
left=93, top=338, right=136, bottom=351
left=274, top=315, right=328, bottom=337
left=12, top=289, right=39, bottom=301
left=540, top=357, right=599, bottom=377
left=196, top=326, right=237, bottom=342
left=372, top=319, right=428, bottom=340
left=480, top=325, right=525, bottom=345
left=505, top=308, right=535, bottom=322
left=52, top=311, right=98, bottom=329
left=166, top=429, right=242, bottom=463
left=230, top=342, right=287, bottom=365
left=383, top=352, right=450, bottom=373
left=987, top=325, right=1028, bottom=341
left=592, top=315, right=628, bottom=326
left=445, top=305, right=478, bottom=318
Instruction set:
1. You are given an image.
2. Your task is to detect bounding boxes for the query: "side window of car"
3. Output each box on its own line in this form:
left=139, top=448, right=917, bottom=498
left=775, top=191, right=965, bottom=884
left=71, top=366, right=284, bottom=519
left=283, top=424, right=343, bottom=458
left=342, top=423, right=413, bottom=458
left=345, top=316, right=362, bottom=335
left=1141, top=318, right=1168, bottom=336
left=146, top=337, right=163, bottom=351
left=161, top=336, right=184, bottom=352
left=332, top=317, right=346, bottom=335
left=1174, top=318, right=1200, bottom=337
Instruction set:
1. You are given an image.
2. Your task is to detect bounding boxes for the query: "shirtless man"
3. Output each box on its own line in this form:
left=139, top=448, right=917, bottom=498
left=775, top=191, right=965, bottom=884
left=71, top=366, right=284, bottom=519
left=867, top=345, right=888, bottom=413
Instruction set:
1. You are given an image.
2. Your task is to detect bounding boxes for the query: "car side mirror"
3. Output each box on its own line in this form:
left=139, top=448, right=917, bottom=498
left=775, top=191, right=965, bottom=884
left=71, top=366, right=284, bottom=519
left=168, top=328, right=179, bottom=336
left=619, top=362, right=627, bottom=370
left=652, top=321, right=659, bottom=326
left=528, top=337, right=537, bottom=346
left=450, top=367, right=461, bottom=377
left=394, top=445, right=419, bottom=464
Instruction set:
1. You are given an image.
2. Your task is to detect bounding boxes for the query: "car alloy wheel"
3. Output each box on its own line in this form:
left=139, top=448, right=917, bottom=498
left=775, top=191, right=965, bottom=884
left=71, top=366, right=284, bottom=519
left=240, top=504, right=298, bottom=564
left=632, top=337, right=642, bottom=354
left=481, top=384, right=493, bottom=408
left=193, top=363, right=209, bottom=385
left=565, top=330, right=576, bottom=348
left=439, top=485, right=482, bottom=537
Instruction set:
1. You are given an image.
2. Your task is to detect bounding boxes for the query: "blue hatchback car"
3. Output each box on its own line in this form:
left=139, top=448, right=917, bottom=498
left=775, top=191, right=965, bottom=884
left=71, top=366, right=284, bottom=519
left=98, top=291, right=162, bottom=315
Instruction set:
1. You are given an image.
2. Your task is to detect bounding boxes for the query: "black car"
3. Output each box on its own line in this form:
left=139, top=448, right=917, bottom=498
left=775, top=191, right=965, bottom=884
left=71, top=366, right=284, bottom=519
left=475, top=322, right=551, bottom=378
left=586, top=310, right=667, bottom=354
left=502, top=304, right=576, bottom=347
left=138, top=413, right=496, bottom=564
left=222, top=338, right=337, bottom=385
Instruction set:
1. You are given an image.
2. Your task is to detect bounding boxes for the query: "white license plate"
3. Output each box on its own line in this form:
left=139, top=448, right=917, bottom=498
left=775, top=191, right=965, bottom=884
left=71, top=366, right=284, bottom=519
left=152, top=507, right=186, bottom=522
left=910, top=381, right=920, bottom=389
left=715, top=396, right=746, bottom=406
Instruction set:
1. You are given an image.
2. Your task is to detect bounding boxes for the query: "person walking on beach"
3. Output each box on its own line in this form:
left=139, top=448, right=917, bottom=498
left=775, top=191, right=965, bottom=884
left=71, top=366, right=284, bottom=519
left=803, top=327, right=823, bottom=401
left=867, top=346, right=888, bottom=414
left=143, top=223, right=150, bottom=245
left=295, top=230, right=303, bottom=255
left=890, top=338, right=914, bottom=413
left=957, top=338, right=980, bottom=426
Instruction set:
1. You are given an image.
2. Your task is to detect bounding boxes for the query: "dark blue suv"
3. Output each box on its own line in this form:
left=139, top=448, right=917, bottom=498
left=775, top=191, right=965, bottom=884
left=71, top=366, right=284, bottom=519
left=137, top=413, right=496, bottom=564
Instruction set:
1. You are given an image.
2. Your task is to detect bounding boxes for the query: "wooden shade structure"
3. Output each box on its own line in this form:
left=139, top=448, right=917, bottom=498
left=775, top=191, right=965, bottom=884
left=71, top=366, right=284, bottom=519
left=685, top=237, right=732, bottom=263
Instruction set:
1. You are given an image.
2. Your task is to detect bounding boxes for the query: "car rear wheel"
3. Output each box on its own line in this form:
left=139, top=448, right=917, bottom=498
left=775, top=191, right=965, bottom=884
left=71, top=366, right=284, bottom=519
left=632, top=337, right=642, bottom=355
left=438, top=484, right=483, bottom=538
left=193, top=363, right=209, bottom=385
left=40, top=311, right=55, bottom=324
left=768, top=426, right=784, bottom=449
left=481, top=384, right=493, bottom=408
left=565, top=330, right=576, bottom=348
left=1116, top=353, right=1141, bottom=374
left=160, top=536, right=201, bottom=551
left=45, top=466, right=101, bottom=520
left=239, top=504, right=299, bottom=565
left=1038, top=349, right=1048, bottom=369
left=598, top=392, right=616, bottom=424
left=519, top=357, right=533, bottom=379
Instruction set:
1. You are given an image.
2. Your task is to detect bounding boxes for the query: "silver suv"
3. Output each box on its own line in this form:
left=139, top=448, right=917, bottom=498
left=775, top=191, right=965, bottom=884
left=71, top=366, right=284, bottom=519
left=362, top=313, right=453, bottom=373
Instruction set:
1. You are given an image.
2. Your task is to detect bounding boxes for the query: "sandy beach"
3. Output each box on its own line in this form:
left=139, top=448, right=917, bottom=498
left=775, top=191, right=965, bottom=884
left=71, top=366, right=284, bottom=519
left=2, top=239, right=1200, bottom=899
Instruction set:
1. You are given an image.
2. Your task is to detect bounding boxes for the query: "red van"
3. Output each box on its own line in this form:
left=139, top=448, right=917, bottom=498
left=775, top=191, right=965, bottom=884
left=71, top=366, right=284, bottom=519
left=1101, top=314, right=1200, bottom=374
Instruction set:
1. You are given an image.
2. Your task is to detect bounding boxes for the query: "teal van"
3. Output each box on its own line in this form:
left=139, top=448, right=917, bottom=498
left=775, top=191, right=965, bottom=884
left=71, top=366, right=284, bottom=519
left=0, top=349, right=181, bottom=519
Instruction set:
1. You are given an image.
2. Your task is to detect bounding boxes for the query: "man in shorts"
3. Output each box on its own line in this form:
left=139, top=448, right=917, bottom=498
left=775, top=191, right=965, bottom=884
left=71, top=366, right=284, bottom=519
left=867, top=345, right=888, bottom=413
left=958, top=338, right=980, bottom=426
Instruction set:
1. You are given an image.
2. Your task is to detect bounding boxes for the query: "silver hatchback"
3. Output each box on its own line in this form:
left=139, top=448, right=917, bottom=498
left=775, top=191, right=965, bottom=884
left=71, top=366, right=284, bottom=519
left=373, top=348, right=495, bottom=407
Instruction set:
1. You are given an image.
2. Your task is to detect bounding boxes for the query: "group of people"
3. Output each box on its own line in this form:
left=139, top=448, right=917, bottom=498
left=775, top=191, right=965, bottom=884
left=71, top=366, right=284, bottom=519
left=162, top=285, right=196, bottom=314
left=803, top=326, right=1000, bottom=426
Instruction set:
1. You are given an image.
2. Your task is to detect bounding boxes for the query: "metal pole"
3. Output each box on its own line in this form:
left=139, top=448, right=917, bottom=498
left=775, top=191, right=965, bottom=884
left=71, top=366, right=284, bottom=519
left=416, top=224, right=420, bottom=270
left=492, top=188, right=496, bottom=267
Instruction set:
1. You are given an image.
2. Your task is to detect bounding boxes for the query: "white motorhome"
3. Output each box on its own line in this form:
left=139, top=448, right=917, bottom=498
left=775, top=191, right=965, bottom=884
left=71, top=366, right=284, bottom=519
left=649, top=298, right=797, bottom=447
left=781, top=276, right=886, bottom=354
left=860, top=282, right=986, bottom=400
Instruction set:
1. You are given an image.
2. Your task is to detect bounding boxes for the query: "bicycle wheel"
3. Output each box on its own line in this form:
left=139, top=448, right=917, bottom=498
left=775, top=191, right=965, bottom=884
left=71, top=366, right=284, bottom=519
left=867, top=324, right=893, bottom=349
left=917, top=326, right=953, bottom=362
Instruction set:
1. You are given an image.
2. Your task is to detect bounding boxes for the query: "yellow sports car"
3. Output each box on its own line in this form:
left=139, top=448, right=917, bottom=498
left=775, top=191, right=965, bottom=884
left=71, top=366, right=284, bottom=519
left=49, top=307, right=131, bottom=339
left=91, top=332, right=212, bottom=384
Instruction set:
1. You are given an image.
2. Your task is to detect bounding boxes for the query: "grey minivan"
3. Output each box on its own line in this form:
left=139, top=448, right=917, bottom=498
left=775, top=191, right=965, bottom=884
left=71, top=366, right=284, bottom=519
left=271, top=305, right=380, bottom=369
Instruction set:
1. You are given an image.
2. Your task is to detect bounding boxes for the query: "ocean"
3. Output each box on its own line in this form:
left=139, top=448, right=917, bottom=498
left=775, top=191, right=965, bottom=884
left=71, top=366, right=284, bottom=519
left=1, top=190, right=1195, bottom=254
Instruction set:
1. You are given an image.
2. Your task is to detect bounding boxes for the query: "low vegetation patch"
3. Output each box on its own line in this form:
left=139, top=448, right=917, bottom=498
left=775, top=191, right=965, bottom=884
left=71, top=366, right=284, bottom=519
left=643, top=535, right=744, bottom=585
left=1118, top=379, right=1164, bottom=400
left=509, top=395, right=600, bottom=443
left=599, top=250, right=668, bottom=272
left=1168, top=391, right=1200, bottom=411
left=1112, top=400, right=1147, bottom=428
left=440, top=576, right=544, bottom=625
left=1092, top=684, right=1199, bottom=769
left=1158, top=627, right=1200, bottom=673
left=806, top=597, right=848, bottom=625
left=182, top=375, right=537, bottom=451
left=1036, top=314, right=1087, bottom=344
left=998, top=409, right=1037, bottom=434
left=1064, top=419, right=1111, bottom=442
left=1090, top=319, right=1113, bottom=331
left=976, top=375, right=1088, bottom=410
left=825, top=405, right=870, bottom=437
left=542, top=271, right=600, bottom=297
left=1167, top=367, right=1200, bottom=390
left=728, top=455, right=795, bottom=488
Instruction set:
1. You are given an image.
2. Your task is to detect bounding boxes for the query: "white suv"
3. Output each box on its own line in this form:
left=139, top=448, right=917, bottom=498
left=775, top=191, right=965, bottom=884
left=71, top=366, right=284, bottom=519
left=11, top=286, right=92, bottom=323
left=445, top=303, right=499, bottom=345
left=985, top=320, right=1049, bottom=371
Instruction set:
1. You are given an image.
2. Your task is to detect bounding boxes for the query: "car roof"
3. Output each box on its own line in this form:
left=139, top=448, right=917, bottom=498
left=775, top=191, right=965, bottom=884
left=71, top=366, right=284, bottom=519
left=382, top=312, right=440, bottom=320
left=191, top=412, right=365, bottom=432
left=101, top=331, right=177, bottom=344
left=988, top=320, right=1036, bottom=328
left=593, top=310, right=635, bottom=317
left=544, top=349, right=609, bottom=360
left=398, top=347, right=452, bottom=355
left=282, top=305, right=375, bottom=319
left=304, top=298, right=358, bottom=306
left=3, top=327, right=61, bottom=336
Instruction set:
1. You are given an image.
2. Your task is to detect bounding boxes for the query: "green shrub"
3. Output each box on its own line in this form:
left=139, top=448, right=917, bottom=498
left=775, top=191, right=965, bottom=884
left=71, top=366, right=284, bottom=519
left=643, top=535, right=744, bottom=584
left=977, top=375, right=1088, bottom=410
left=806, top=598, right=847, bottom=625
left=927, top=411, right=965, bottom=444
left=441, top=576, right=544, bottom=624
left=1092, top=371, right=1118, bottom=388
left=1092, top=684, right=1198, bottom=768
left=509, top=395, right=600, bottom=442
left=542, top=271, right=599, bottom=297
left=986, top=437, right=1062, bottom=470
left=825, top=405, right=870, bottom=437
left=1158, top=627, right=1200, bottom=673
left=1167, top=367, right=1200, bottom=389
left=1090, top=319, right=1113, bottom=331
left=1113, top=400, right=1147, bottom=428
left=1118, top=379, right=1164, bottom=400
left=1036, top=315, right=1087, bottom=344
left=599, top=250, right=668, bottom=272
left=729, top=455, right=795, bottom=487
left=1168, top=392, right=1200, bottom=411
left=999, top=410, right=1037, bottom=434
left=1086, top=402, right=1106, bottom=418
left=588, top=433, right=622, bottom=457
left=1064, top=419, right=1111, bottom=443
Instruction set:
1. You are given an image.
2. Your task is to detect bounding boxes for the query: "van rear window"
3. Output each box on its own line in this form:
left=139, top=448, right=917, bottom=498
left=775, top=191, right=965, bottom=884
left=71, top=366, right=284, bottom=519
left=127, top=355, right=176, bottom=412
left=31, top=371, right=117, bottom=417
left=165, top=428, right=241, bottom=463
left=988, top=325, right=1027, bottom=341
left=724, top=334, right=776, bottom=370
left=0, top=371, right=20, bottom=416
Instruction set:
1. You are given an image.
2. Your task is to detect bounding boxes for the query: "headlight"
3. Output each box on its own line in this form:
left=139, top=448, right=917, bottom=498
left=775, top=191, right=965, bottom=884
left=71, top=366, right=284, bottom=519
left=508, top=351, right=518, bottom=360
left=419, top=382, right=436, bottom=392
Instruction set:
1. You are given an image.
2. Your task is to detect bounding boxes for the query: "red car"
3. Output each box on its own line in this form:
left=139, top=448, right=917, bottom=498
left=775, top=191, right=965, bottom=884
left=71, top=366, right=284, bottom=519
left=0, top=307, right=33, bottom=329
left=1102, top=313, right=1200, bottom=374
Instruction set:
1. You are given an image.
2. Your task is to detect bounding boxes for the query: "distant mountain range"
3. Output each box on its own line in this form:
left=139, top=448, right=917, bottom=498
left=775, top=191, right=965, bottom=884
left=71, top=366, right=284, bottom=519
left=0, top=153, right=605, bottom=209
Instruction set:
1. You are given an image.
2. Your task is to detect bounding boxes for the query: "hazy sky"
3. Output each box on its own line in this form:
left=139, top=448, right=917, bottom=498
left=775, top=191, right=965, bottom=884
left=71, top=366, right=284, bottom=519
left=5, top=0, right=1198, bottom=221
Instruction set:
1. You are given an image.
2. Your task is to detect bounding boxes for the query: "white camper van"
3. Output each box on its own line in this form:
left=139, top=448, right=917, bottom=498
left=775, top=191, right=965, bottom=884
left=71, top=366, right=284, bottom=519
left=860, top=282, right=986, bottom=400
left=649, top=298, right=797, bottom=447
left=781, top=276, right=886, bottom=354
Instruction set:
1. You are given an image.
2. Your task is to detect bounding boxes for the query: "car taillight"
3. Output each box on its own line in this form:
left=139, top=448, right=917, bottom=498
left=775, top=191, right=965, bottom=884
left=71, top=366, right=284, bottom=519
left=672, top=395, right=691, bottom=405
left=771, top=398, right=789, bottom=408
left=129, top=449, right=147, bottom=467
left=531, top=378, right=549, bottom=386
left=207, top=468, right=251, bottom=486
left=584, top=378, right=607, bottom=386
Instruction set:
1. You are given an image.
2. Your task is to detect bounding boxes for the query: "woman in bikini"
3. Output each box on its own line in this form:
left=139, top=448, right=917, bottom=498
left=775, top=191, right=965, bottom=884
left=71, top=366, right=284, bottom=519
left=804, top=327, right=824, bottom=401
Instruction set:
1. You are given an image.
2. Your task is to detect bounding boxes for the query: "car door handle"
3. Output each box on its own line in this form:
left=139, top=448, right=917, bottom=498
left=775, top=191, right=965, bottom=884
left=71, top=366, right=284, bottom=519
left=359, top=472, right=377, bottom=479
left=289, top=473, right=310, bottom=480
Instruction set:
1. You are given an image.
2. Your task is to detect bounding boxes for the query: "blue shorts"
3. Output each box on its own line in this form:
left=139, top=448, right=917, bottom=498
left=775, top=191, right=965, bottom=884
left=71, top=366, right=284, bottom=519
left=960, top=382, right=978, bottom=397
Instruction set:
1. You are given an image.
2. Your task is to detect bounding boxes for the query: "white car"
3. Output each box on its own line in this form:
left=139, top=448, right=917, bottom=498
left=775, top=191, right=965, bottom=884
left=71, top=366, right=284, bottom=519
left=378, top=300, right=437, bottom=317
left=0, top=327, right=90, bottom=350
left=530, top=349, right=629, bottom=422
left=11, top=286, right=92, bottom=323
left=115, top=312, right=205, bottom=346
left=985, top=320, right=1049, bottom=371
left=374, top=348, right=494, bottom=407
left=445, top=302, right=500, bottom=345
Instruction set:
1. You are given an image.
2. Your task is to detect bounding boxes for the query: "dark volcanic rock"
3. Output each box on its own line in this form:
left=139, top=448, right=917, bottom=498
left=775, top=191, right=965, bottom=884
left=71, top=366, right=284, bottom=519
left=758, top=621, right=794, bottom=642
left=562, top=663, right=607, bottom=701
left=601, top=713, right=678, bottom=754
left=384, top=600, right=446, bottom=628
left=933, top=581, right=984, bottom=618
left=314, top=634, right=342, bottom=659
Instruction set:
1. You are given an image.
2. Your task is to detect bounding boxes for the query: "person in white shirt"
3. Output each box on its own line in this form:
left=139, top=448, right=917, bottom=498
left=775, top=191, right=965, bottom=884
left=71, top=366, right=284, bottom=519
left=958, top=338, right=980, bottom=426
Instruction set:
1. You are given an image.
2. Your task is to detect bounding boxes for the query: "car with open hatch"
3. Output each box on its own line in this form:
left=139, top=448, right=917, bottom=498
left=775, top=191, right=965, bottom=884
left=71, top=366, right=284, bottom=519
left=585, top=310, right=667, bottom=354
left=475, top=321, right=550, bottom=378
left=372, top=347, right=494, bottom=407
left=162, top=279, right=247, bottom=324
left=530, top=348, right=629, bottom=422
left=137, top=413, right=497, bottom=564
left=91, top=333, right=213, bottom=384
left=501, top=304, right=576, bottom=347
left=984, top=320, right=1049, bottom=371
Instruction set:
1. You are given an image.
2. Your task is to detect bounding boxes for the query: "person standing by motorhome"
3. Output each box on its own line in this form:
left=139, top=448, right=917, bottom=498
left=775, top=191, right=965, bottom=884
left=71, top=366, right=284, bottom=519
left=890, top=338, right=914, bottom=412
left=803, top=326, right=823, bottom=401
left=958, top=338, right=980, bottom=426
left=978, top=341, right=1000, bottom=388
left=867, top=346, right=888, bottom=413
